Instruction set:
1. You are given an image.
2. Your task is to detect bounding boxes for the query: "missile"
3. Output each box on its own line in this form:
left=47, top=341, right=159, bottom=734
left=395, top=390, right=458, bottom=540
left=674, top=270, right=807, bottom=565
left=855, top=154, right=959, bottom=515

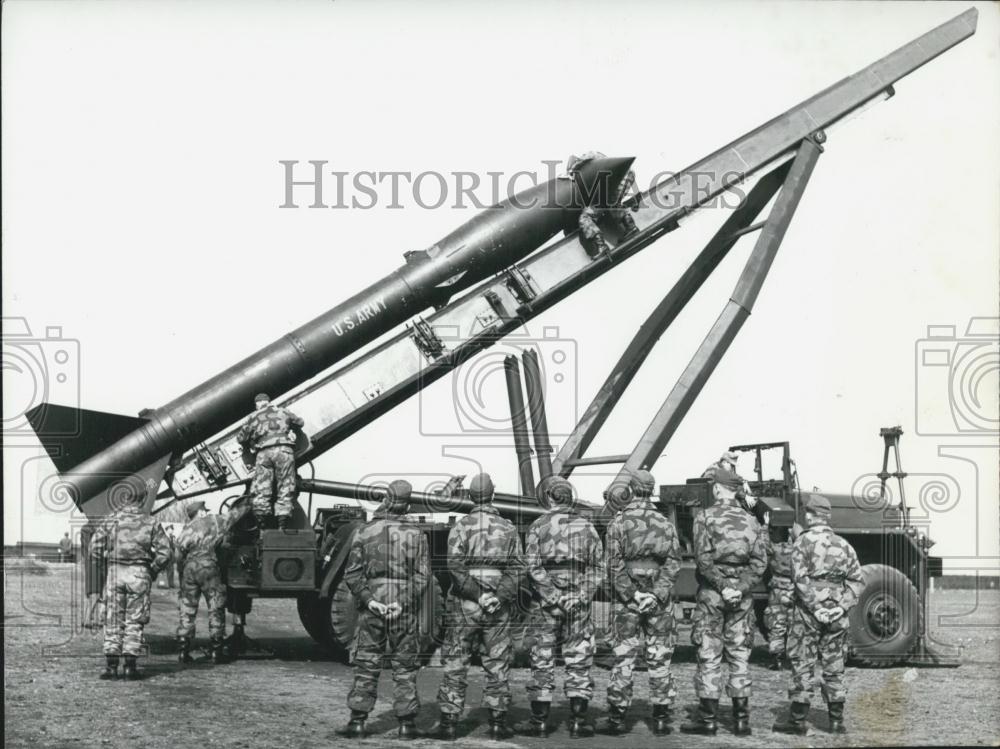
left=27, top=156, right=635, bottom=513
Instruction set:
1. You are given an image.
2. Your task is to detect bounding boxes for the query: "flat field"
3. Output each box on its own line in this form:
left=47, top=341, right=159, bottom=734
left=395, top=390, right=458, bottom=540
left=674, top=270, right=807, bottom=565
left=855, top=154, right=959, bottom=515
left=4, top=564, right=998, bottom=748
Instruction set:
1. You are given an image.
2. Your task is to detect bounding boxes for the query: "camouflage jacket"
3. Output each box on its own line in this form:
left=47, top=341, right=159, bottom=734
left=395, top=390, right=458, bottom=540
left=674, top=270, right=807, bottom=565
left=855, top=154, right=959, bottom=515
left=344, top=511, right=430, bottom=608
left=524, top=506, right=604, bottom=606
left=447, top=505, right=524, bottom=604
left=175, top=503, right=251, bottom=567
left=89, top=505, right=171, bottom=574
left=792, top=521, right=864, bottom=616
left=768, top=538, right=795, bottom=590
left=692, top=498, right=767, bottom=594
left=606, top=497, right=681, bottom=604
left=236, top=404, right=304, bottom=450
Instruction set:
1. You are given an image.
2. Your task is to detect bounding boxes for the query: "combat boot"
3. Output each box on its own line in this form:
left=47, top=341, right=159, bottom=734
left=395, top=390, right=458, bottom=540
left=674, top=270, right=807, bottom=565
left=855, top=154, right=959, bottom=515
left=568, top=697, right=595, bottom=738
left=601, top=705, right=628, bottom=736
left=827, top=701, right=846, bottom=734
left=177, top=636, right=193, bottom=664
left=277, top=515, right=290, bottom=531
left=651, top=704, right=672, bottom=736
left=434, top=712, right=457, bottom=741
left=772, top=701, right=810, bottom=735
left=732, top=697, right=752, bottom=736
left=397, top=715, right=419, bottom=740
left=515, top=701, right=552, bottom=737
left=343, top=710, right=367, bottom=738
left=99, top=655, right=119, bottom=680
left=487, top=710, right=514, bottom=740
left=210, top=637, right=228, bottom=664
left=121, top=654, right=141, bottom=680
left=768, top=652, right=784, bottom=671
left=680, top=698, right=718, bottom=736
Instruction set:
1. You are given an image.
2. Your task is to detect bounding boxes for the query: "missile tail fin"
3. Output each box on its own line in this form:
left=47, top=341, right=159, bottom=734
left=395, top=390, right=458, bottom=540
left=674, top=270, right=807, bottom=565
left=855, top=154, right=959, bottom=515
left=25, top=403, right=150, bottom=474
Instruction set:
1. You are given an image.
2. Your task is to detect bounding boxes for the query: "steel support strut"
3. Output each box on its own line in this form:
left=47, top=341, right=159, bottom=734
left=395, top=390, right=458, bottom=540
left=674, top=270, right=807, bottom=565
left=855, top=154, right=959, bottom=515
left=608, top=137, right=824, bottom=504
left=554, top=162, right=795, bottom=476
left=522, top=349, right=554, bottom=484
left=504, top=356, right=537, bottom=497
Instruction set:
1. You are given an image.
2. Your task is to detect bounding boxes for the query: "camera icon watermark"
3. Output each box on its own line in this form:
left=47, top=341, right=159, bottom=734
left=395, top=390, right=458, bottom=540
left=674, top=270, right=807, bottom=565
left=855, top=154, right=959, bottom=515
left=850, top=471, right=961, bottom=518
left=2, top=316, right=81, bottom=439
left=915, top=317, right=999, bottom=437
left=418, top=325, right=579, bottom=438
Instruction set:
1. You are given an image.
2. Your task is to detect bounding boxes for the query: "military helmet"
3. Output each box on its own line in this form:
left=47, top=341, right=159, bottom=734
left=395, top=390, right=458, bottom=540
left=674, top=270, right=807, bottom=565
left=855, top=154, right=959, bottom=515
left=186, top=500, right=207, bottom=519
left=383, top=479, right=413, bottom=513
left=805, top=494, right=832, bottom=518
left=606, top=481, right=632, bottom=507
left=468, top=473, right=495, bottom=504
left=713, top=466, right=743, bottom=491
left=720, top=450, right=740, bottom=465
left=254, top=392, right=270, bottom=404
left=629, top=469, right=656, bottom=497
left=540, top=476, right=575, bottom=506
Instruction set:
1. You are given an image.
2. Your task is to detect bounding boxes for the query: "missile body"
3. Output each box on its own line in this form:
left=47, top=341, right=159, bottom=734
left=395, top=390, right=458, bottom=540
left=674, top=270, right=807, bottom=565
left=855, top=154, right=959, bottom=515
left=56, top=157, right=635, bottom=506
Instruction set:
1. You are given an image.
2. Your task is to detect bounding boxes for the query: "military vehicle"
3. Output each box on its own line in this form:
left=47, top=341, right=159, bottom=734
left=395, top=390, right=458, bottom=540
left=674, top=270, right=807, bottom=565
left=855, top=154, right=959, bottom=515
left=40, top=10, right=974, bottom=668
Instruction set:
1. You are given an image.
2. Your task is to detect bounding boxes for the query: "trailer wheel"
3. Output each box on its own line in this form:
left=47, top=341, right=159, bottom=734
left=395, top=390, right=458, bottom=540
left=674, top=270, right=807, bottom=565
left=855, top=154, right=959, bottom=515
left=849, top=563, right=919, bottom=667
left=313, top=577, right=444, bottom=662
left=296, top=593, right=328, bottom=644
left=754, top=598, right=770, bottom=639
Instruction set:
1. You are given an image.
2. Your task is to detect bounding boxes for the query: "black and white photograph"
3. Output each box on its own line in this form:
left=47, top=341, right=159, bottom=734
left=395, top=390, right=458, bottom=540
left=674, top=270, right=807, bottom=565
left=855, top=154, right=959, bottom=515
left=3, top=1, right=998, bottom=747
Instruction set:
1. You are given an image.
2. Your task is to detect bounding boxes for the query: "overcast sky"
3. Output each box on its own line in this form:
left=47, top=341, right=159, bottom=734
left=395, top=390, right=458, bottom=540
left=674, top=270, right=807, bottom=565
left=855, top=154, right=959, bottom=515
left=3, top=0, right=998, bottom=572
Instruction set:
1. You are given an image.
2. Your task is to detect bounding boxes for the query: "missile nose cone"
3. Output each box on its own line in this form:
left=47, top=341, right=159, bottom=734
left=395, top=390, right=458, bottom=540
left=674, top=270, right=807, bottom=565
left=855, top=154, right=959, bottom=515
left=572, top=155, right=637, bottom=210
left=602, top=156, right=637, bottom=187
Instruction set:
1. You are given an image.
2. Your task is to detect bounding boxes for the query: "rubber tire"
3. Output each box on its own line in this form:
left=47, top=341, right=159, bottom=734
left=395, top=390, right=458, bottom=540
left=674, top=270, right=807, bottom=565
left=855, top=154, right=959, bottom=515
left=297, top=593, right=328, bottom=644
left=754, top=598, right=770, bottom=639
left=305, top=577, right=445, bottom=663
left=849, top=563, right=920, bottom=667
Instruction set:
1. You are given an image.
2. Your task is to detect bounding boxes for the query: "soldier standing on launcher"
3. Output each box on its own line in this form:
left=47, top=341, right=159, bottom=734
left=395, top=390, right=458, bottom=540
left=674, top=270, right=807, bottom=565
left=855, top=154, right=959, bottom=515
left=603, top=470, right=682, bottom=737
left=236, top=393, right=304, bottom=530
left=175, top=498, right=251, bottom=664
left=773, top=495, right=864, bottom=736
left=89, top=481, right=171, bottom=681
left=343, top=480, right=430, bottom=740
left=568, top=151, right=640, bottom=256
left=764, top=522, right=800, bottom=670
left=681, top=467, right=767, bottom=737
left=518, top=477, right=604, bottom=738
left=435, top=473, right=524, bottom=741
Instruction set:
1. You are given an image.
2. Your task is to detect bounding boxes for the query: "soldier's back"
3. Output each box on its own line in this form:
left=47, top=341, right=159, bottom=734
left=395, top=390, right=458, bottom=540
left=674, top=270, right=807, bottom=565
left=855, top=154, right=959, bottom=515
left=698, top=502, right=760, bottom=561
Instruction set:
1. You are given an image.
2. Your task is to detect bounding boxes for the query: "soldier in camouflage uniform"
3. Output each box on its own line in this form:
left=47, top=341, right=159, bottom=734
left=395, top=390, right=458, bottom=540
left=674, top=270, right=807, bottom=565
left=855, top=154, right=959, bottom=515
left=764, top=522, right=800, bottom=670
left=88, top=481, right=171, bottom=680
left=568, top=151, right=639, bottom=257
left=774, top=495, right=864, bottom=736
left=236, top=393, right=304, bottom=529
left=343, top=480, right=430, bottom=740
left=435, top=473, right=524, bottom=740
left=603, top=470, right=681, bottom=736
left=681, top=467, right=767, bottom=737
left=175, top=498, right=251, bottom=664
left=518, top=477, right=604, bottom=738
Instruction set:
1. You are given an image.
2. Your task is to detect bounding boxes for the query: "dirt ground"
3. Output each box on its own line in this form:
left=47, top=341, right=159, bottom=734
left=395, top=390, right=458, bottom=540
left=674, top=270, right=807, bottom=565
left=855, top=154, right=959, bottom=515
left=4, top=564, right=999, bottom=748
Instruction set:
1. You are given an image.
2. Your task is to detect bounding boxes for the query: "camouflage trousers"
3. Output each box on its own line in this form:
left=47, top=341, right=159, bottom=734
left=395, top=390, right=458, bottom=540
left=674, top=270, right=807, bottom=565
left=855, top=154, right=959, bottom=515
left=348, top=608, right=421, bottom=717
left=103, top=563, right=151, bottom=656
left=437, top=596, right=512, bottom=715
left=764, top=584, right=794, bottom=655
left=691, top=587, right=755, bottom=699
left=177, top=556, right=227, bottom=641
left=607, top=600, right=678, bottom=710
left=250, top=446, right=296, bottom=519
left=579, top=206, right=638, bottom=253
left=787, top=605, right=850, bottom=705
left=525, top=599, right=595, bottom=702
